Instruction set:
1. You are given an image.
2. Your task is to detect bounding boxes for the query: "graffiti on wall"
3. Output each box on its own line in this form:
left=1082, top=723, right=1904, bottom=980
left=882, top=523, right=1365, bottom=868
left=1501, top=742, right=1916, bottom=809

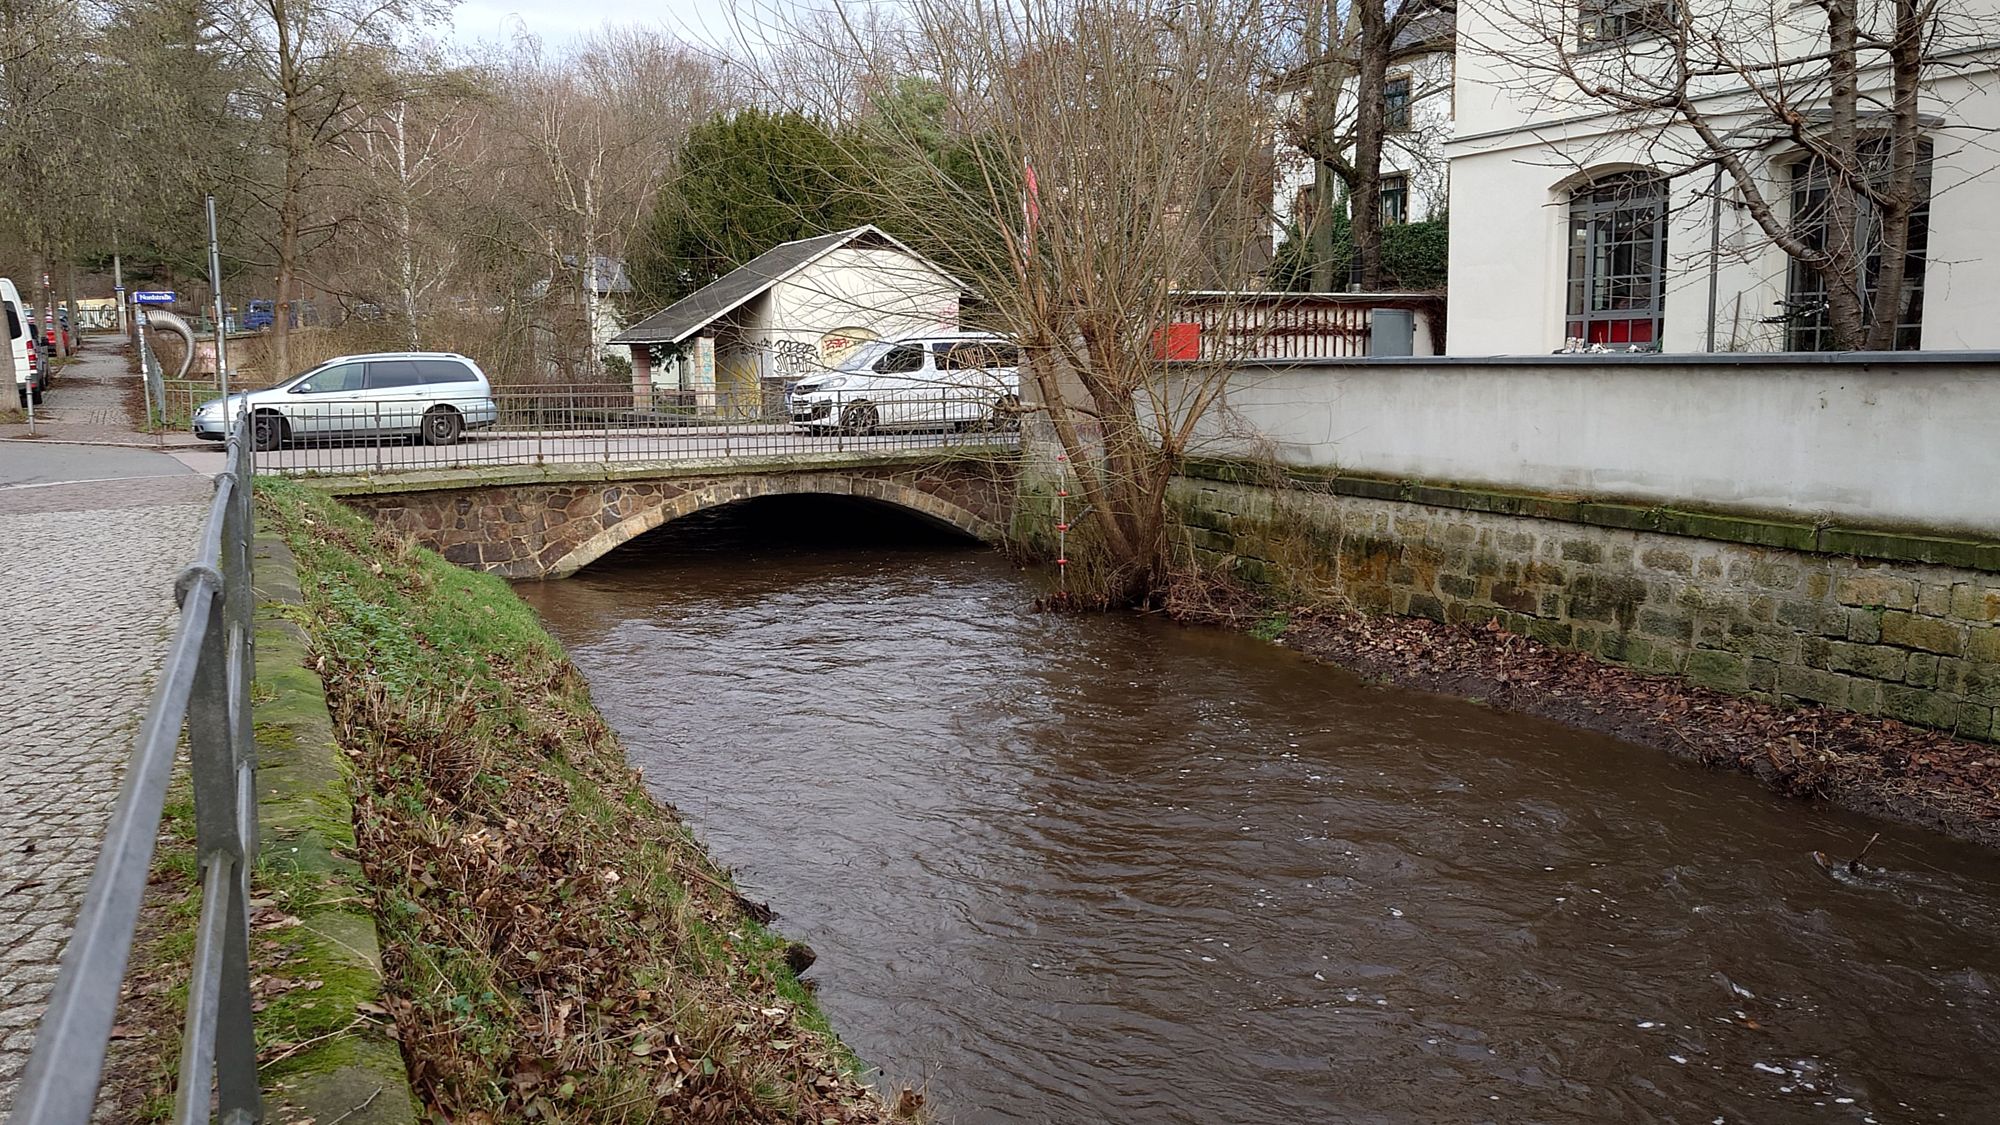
left=75, top=299, right=118, bottom=331
left=773, top=337, right=818, bottom=378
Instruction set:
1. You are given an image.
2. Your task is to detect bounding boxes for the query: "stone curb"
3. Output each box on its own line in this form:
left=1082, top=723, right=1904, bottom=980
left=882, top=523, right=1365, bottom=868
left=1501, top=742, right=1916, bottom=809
left=1179, top=456, right=2000, bottom=574
left=251, top=530, right=419, bottom=1125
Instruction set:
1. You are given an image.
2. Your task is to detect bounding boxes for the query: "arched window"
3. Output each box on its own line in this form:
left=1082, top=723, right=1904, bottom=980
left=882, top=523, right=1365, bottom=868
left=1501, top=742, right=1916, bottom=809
left=1565, top=171, right=1667, bottom=346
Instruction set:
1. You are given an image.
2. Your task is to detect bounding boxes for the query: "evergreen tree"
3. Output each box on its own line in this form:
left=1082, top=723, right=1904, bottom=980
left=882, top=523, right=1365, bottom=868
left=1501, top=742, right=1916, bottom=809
left=626, top=109, right=869, bottom=311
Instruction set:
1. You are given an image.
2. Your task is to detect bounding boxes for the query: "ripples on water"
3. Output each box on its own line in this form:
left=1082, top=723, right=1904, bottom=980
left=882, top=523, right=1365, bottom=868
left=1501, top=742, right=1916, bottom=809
left=513, top=496, right=2000, bottom=1124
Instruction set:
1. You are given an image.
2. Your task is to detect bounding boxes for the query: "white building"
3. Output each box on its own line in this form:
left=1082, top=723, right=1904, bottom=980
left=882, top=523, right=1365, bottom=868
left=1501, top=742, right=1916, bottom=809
left=1446, top=0, right=2000, bottom=353
left=1273, top=11, right=1457, bottom=250
left=580, top=255, right=630, bottom=362
left=612, top=226, right=963, bottom=414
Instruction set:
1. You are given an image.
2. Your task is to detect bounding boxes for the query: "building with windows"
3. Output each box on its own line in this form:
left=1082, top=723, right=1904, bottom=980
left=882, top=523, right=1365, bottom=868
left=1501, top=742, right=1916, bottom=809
left=1272, top=11, right=1457, bottom=253
left=1444, top=0, right=2000, bottom=353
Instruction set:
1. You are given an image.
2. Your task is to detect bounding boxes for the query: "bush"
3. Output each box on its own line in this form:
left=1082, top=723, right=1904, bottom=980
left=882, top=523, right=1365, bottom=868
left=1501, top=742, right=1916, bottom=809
left=1270, top=214, right=1449, bottom=292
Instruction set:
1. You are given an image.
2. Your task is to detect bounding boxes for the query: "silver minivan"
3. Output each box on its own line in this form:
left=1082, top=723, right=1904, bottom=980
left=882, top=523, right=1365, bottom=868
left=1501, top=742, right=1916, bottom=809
left=786, top=333, right=1021, bottom=434
left=194, top=352, right=498, bottom=450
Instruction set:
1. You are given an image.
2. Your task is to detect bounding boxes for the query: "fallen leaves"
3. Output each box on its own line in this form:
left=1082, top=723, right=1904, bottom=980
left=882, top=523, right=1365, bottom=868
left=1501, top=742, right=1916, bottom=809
left=1256, top=602, right=2000, bottom=843
left=261, top=483, right=899, bottom=1125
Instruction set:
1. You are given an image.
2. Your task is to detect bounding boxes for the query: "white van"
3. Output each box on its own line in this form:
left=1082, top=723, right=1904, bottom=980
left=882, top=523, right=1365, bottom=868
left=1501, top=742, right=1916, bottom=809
left=0, top=279, right=33, bottom=405
left=785, top=332, right=1021, bottom=434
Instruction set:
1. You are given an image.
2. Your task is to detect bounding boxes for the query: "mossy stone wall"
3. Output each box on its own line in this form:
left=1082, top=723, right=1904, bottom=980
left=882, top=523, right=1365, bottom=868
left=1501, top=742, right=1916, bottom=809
left=1173, top=474, right=2000, bottom=743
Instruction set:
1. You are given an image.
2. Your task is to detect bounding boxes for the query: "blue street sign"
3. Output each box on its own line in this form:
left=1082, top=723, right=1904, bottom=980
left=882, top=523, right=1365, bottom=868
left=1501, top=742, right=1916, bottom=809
left=134, top=290, right=175, bottom=305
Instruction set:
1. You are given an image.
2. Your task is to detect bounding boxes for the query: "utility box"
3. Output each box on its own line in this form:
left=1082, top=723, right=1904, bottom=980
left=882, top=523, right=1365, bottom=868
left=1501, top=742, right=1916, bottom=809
left=1370, top=308, right=1415, bottom=357
left=1153, top=321, right=1201, bottom=360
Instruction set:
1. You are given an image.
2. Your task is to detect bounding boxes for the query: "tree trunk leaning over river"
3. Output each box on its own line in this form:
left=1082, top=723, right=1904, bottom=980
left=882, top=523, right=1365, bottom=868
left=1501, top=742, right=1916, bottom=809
left=801, top=0, right=1280, bottom=605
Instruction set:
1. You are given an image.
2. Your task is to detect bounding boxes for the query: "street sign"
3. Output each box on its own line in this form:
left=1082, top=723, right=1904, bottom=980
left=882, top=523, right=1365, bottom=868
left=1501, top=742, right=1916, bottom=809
left=134, top=290, right=175, bottom=305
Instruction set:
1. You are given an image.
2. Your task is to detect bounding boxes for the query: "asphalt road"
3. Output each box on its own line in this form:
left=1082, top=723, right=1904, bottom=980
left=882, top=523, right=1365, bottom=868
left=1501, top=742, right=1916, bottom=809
left=0, top=441, right=198, bottom=489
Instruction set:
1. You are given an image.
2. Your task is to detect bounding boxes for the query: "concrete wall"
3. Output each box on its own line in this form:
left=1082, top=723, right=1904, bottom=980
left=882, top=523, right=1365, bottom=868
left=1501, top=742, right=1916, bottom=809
left=1190, top=355, right=2000, bottom=540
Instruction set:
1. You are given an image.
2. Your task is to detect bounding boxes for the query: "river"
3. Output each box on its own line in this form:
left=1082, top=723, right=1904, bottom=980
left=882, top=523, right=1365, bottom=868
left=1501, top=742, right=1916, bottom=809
left=514, top=496, right=2000, bottom=1124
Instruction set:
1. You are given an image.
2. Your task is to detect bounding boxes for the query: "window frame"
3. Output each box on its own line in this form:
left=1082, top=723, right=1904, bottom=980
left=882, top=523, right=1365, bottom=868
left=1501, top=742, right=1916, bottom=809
left=873, top=344, right=927, bottom=375
left=1784, top=139, right=1932, bottom=352
left=1383, top=75, right=1413, bottom=133
left=1380, top=174, right=1410, bottom=226
left=415, top=358, right=478, bottom=384
left=1577, top=0, right=1678, bottom=51
left=1564, top=171, right=1668, bottom=347
left=290, top=362, right=366, bottom=395
left=363, top=360, right=425, bottom=390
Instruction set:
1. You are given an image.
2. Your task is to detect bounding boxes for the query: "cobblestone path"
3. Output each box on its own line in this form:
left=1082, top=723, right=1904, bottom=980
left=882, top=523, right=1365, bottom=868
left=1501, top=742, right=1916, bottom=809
left=0, top=346, right=210, bottom=1110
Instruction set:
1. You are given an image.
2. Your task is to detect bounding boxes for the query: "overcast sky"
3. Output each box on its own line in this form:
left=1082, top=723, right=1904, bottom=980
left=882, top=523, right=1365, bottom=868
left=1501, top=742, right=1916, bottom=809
left=443, top=0, right=773, bottom=51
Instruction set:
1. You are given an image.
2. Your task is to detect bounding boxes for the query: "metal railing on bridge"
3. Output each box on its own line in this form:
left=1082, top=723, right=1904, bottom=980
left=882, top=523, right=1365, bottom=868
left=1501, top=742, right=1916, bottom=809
left=9, top=417, right=261, bottom=1125
left=241, top=387, right=1023, bottom=476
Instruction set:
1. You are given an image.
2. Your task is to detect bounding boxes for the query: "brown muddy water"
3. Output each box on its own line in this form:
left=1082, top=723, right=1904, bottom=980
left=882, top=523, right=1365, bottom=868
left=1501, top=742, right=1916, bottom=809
left=514, top=496, right=2000, bottom=1125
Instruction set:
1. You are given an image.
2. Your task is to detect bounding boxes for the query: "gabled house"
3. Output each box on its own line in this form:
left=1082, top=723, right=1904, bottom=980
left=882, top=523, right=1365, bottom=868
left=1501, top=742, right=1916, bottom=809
left=611, top=226, right=964, bottom=415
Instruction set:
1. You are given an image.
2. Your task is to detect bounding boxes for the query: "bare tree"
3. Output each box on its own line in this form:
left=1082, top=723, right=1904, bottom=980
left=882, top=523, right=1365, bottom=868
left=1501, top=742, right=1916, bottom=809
left=804, top=0, right=1282, bottom=605
left=0, top=0, right=103, bottom=342
left=217, top=0, right=441, bottom=372
left=1471, top=0, right=1990, bottom=348
left=501, top=30, right=730, bottom=382
left=336, top=64, right=478, bottom=348
left=1283, top=0, right=1453, bottom=289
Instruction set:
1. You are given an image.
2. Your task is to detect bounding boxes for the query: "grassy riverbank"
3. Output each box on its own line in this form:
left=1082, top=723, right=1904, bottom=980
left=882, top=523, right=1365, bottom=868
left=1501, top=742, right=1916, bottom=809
left=258, top=479, right=897, bottom=1124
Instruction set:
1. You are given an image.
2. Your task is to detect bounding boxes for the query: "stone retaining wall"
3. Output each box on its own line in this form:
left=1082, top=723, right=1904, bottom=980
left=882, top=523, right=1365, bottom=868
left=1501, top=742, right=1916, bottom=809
left=1175, top=470, right=2000, bottom=742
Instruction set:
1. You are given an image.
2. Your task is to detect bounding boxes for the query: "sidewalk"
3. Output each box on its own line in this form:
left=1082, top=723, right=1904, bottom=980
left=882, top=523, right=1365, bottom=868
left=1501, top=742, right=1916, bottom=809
left=1, top=342, right=209, bottom=451
left=0, top=343, right=213, bottom=1111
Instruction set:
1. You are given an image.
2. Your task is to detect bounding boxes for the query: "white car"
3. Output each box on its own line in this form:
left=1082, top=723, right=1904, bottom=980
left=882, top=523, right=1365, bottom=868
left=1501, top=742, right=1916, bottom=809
left=0, top=278, right=37, bottom=406
left=787, top=333, right=1021, bottom=434
left=193, top=352, right=499, bottom=451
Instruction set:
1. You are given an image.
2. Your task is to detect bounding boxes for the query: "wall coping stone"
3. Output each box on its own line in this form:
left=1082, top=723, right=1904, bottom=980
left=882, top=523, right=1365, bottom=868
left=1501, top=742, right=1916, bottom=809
left=1215, top=351, right=2000, bottom=371
left=251, top=531, right=420, bottom=1124
left=300, top=448, right=1017, bottom=498
left=1178, top=457, right=2000, bottom=573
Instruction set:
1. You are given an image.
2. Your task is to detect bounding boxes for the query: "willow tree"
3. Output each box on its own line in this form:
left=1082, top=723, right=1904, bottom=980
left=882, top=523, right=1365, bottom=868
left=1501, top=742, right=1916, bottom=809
left=801, top=0, right=1280, bottom=606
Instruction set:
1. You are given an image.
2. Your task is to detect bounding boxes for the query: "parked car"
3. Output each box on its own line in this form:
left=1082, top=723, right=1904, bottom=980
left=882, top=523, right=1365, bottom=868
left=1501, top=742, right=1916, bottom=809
left=33, top=308, right=72, bottom=354
left=786, top=333, right=1021, bottom=435
left=243, top=299, right=276, bottom=331
left=0, top=279, right=35, bottom=406
left=25, top=330, right=47, bottom=397
left=193, top=352, right=499, bottom=451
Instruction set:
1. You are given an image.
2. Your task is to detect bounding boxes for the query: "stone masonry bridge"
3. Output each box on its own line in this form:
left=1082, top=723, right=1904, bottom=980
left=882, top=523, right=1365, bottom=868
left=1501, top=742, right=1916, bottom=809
left=319, top=451, right=1019, bottom=577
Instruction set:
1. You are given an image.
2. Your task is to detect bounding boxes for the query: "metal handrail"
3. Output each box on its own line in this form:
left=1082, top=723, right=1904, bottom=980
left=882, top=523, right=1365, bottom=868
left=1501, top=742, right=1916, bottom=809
left=244, top=387, right=1025, bottom=476
left=8, top=414, right=261, bottom=1125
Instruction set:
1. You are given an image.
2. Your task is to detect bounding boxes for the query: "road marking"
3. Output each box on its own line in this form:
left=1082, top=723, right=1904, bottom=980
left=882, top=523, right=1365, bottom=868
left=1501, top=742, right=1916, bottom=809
left=0, top=472, right=197, bottom=492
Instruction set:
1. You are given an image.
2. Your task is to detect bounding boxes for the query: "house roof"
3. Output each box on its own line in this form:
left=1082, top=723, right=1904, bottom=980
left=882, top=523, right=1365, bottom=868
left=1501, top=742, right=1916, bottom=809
left=611, top=225, right=957, bottom=346
left=1393, top=8, right=1455, bottom=55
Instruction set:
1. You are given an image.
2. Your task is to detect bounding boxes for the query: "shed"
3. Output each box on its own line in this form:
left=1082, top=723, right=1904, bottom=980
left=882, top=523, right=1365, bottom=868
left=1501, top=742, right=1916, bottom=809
left=611, top=225, right=964, bottom=415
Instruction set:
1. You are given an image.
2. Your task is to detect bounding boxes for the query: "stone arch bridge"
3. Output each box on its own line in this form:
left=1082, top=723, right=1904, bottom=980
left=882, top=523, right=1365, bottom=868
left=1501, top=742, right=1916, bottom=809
left=326, top=453, right=1018, bottom=578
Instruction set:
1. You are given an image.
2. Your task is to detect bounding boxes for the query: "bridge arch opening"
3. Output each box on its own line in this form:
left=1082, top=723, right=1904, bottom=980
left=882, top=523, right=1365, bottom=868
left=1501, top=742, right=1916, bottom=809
left=548, top=476, right=999, bottom=576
